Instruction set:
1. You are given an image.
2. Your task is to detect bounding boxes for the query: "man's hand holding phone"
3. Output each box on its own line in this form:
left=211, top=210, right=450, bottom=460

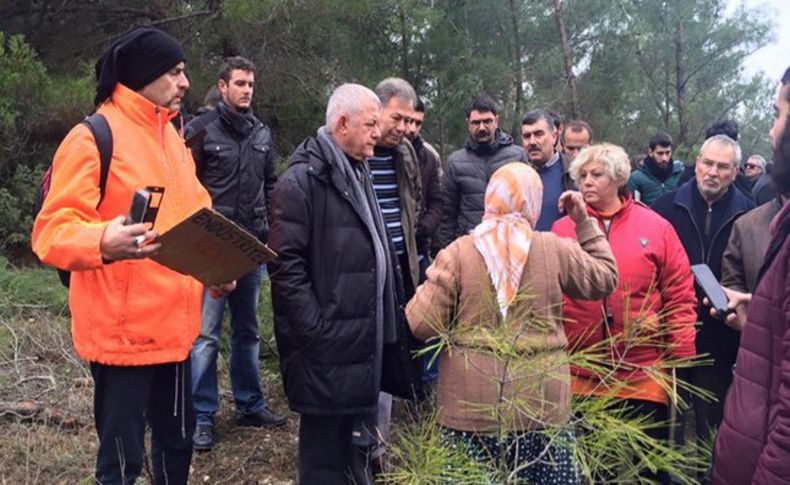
left=100, top=189, right=161, bottom=262
left=707, top=287, right=751, bottom=332
left=691, top=264, right=748, bottom=331
left=100, top=216, right=161, bottom=261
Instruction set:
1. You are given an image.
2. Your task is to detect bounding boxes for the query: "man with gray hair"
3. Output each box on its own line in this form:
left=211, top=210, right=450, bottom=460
left=268, top=83, right=420, bottom=484
left=653, top=134, right=754, bottom=445
left=743, top=154, right=767, bottom=185
left=370, top=77, right=422, bottom=297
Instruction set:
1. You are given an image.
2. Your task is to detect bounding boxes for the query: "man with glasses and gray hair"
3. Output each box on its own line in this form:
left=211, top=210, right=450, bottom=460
left=437, top=94, right=527, bottom=249
left=653, top=134, right=755, bottom=449
left=743, top=154, right=767, bottom=185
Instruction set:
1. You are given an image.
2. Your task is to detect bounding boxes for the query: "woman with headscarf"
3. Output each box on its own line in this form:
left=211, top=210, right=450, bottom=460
left=406, top=162, right=618, bottom=482
left=551, top=143, right=696, bottom=484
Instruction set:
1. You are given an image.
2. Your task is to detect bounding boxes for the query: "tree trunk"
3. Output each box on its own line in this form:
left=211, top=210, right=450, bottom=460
left=674, top=13, right=688, bottom=147
left=552, top=0, right=579, bottom=119
left=663, top=68, right=671, bottom=129
left=507, top=0, right=525, bottom=134
left=399, top=8, right=410, bottom=78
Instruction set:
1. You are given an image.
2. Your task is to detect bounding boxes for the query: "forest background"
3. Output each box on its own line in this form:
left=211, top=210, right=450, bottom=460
left=0, top=0, right=781, bottom=264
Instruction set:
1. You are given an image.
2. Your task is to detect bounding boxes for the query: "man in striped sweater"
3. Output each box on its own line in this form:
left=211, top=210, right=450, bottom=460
left=367, top=77, right=422, bottom=468
left=369, top=78, right=422, bottom=299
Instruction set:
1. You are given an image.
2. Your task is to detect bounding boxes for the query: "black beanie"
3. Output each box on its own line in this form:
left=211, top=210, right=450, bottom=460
left=94, top=26, right=185, bottom=106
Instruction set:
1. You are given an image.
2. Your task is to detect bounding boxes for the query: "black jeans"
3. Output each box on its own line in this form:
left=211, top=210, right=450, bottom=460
left=624, top=399, right=670, bottom=485
left=90, top=358, right=195, bottom=485
left=298, top=414, right=376, bottom=485
left=687, top=362, right=733, bottom=441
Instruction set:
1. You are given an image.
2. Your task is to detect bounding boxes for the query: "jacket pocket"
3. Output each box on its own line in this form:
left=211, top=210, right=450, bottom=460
left=204, top=143, right=236, bottom=176
left=206, top=143, right=234, bottom=158
left=90, top=261, right=134, bottom=353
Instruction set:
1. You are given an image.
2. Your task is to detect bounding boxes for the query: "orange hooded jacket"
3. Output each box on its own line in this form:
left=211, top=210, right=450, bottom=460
left=32, top=84, right=211, bottom=366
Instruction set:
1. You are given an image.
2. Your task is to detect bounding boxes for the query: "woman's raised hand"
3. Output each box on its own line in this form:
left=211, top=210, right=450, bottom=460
left=558, top=191, right=588, bottom=224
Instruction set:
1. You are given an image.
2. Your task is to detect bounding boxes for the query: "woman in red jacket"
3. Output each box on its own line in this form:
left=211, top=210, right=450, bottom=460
left=551, top=143, right=697, bottom=483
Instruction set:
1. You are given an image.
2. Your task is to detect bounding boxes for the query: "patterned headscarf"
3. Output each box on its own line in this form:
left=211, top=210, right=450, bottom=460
left=472, top=162, right=543, bottom=319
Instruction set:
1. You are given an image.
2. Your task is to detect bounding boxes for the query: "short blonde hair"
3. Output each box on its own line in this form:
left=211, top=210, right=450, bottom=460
left=568, top=143, right=631, bottom=186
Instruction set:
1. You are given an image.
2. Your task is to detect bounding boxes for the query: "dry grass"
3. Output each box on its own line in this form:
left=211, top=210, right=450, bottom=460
left=0, top=262, right=299, bottom=484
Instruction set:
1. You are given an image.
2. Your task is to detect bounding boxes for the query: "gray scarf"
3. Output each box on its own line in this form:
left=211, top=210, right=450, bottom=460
left=317, top=127, right=398, bottom=345
left=218, top=101, right=256, bottom=137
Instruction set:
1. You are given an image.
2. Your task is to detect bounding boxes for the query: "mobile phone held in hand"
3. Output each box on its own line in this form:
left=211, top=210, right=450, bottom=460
left=691, top=264, right=729, bottom=316
left=126, top=188, right=151, bottom=226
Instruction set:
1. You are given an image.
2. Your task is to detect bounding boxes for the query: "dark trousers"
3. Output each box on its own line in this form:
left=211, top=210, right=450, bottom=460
left=624, top=399, right=670, bottom=485
left=91, top=358, right=195, bottom=485
left=397, top=251, right=415, bottom=300
left=680, top=362, right=733, bottom=484
left=299, top=414, right=375, bottom=485
left=688, top=362, right=733, bottom=441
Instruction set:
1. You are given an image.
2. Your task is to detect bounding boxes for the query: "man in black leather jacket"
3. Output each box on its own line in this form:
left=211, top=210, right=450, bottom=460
left=185, top=56, right=284, bottom=451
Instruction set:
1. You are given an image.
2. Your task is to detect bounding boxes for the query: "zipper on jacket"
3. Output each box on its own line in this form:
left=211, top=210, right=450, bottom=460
left=154, top=105, right=184, bottom=215
left=597, top=213, right=626, bottom=366
left=704, top=206, right=713, bottom=240
left=680, top=204, right=706, bottom=263
left=598, top=216, right=615, bottom=345
left=155, top=106, right=165, bottom=156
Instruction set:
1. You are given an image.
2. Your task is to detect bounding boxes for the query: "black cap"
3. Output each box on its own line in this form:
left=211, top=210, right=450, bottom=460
left=94, top=26, right=185, bottom=106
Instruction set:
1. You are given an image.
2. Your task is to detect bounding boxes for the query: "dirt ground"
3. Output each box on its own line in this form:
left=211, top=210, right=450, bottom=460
left=0, top=280, right=299, bottom=484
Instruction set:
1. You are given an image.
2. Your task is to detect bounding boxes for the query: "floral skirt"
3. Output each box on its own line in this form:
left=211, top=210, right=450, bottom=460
left=440, top=427, right=581, bottom=484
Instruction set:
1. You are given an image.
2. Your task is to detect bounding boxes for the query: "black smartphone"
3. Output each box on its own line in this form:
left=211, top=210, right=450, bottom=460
left=691, top=264, right=729, bottom=316
left=142, top=186, right=164, bottom=228
left=126, top=188, right=151, bottom=225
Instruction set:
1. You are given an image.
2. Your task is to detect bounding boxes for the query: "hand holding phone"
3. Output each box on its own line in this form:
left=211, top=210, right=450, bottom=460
left=691, top=264, right=729, bottom=316
left=99, top=215, right=161, bottom=262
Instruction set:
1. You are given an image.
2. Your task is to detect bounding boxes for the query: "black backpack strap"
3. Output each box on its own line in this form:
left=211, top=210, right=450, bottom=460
left=82, top=113, right=113, bottom=206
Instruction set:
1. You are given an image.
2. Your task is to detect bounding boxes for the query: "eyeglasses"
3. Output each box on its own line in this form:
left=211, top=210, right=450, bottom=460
left=744, top=163, right=762, bottom=170
left=469, top=119, right=495, bottom=127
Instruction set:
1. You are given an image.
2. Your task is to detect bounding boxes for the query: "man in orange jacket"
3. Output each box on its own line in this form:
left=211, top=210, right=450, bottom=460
left=31, top=27, right=233, bottom=485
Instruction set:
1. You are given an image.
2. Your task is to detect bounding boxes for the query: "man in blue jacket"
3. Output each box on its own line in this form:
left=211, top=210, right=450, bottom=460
left=652, top=134, right=754, bottom=446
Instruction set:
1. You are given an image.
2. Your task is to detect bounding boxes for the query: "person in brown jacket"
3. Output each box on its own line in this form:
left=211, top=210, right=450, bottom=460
left=406, top=162, right=618, bottom=482
left=721, top=193, right=787, bottom=293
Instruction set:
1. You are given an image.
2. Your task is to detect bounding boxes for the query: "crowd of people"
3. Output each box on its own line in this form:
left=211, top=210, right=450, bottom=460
left=30, top=25, right=790, bottom=485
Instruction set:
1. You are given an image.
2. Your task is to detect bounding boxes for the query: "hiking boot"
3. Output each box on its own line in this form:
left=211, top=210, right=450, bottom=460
left=234, top=407, right=287, bottom=428
left=193, top=424, right=214, bottom=451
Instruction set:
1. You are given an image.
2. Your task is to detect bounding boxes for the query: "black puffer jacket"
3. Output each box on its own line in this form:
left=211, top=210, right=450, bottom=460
left=268, top=135, right=420, bottom=416
left=437, top=129, right=528, bottom=248
left=185, top=102, right=276, bottom=242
